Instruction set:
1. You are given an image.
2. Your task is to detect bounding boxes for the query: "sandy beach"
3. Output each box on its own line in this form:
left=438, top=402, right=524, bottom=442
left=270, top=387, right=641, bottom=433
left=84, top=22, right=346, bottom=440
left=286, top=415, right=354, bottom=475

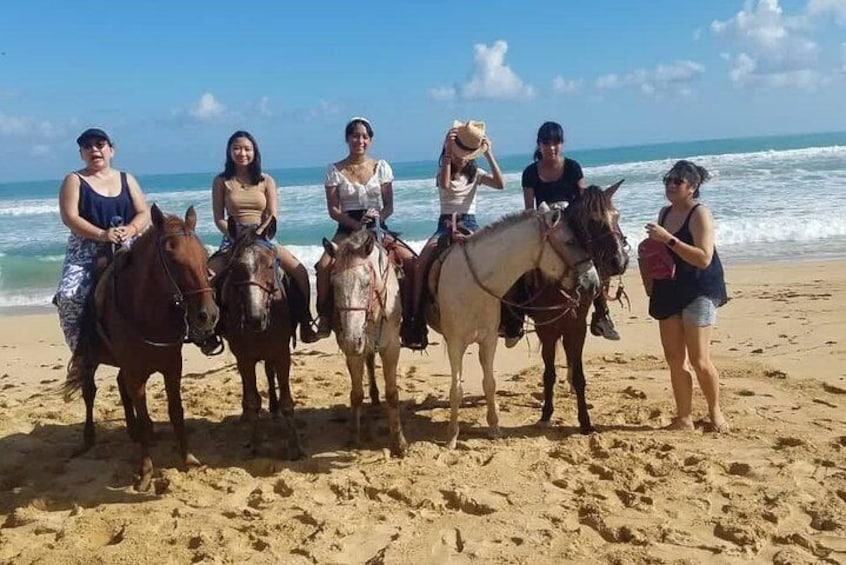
left=1, top=259, right=844, bottom=564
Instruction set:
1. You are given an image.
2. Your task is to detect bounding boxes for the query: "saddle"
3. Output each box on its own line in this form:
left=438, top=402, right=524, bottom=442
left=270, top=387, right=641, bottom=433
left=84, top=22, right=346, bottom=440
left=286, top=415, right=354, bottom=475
left=423, top=214, right=476, bottom=329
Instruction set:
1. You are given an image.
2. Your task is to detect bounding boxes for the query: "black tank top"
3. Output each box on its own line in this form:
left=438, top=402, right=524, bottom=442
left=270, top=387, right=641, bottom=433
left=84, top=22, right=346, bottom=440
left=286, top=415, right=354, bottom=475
left=77, top=172, right=137, bottom=229
left=648, top=204, right=728, bottom=320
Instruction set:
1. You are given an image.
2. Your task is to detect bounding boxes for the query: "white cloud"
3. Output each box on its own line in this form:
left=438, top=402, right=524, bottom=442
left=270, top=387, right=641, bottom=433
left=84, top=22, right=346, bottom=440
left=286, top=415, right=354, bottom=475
left=189, top=92, right=225, bottom=120
left=428, top=86, right=456, bottom=101
left=308, top=100, right=340, bottom=119
left=807, top=0, right=846, bottom=26
left=0, top=113, right=63, bottom=140
left=594, top=61, right=704, bottom=95
left=711, top=0, right=823, bottom=89
left=430, top=40, right=534, bottom=101
left=257, top=96, right=272, bottom=117
left=595, top=73, right=622, bottom=90
left=552, top=77, right=583, bottom=94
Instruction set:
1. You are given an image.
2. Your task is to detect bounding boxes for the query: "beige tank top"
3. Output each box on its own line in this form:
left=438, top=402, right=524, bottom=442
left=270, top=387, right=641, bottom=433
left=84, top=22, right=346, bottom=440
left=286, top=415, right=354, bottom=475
left=225, top=177, right=267, bottom=226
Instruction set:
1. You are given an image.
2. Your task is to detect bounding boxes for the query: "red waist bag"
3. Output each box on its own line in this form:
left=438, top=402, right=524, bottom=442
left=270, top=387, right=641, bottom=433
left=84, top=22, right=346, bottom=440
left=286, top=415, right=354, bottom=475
left=638, top=238, right=676, bottom=280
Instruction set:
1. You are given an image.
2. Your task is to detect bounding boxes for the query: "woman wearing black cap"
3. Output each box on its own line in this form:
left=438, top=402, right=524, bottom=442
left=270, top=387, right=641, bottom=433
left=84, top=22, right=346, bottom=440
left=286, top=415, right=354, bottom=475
left=54, top=128, right=150, bottom=380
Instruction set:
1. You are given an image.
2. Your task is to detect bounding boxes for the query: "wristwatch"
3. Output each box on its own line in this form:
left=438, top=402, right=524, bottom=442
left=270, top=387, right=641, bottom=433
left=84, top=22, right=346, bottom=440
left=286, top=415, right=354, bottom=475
left=666, top=237, right=677, bottom=248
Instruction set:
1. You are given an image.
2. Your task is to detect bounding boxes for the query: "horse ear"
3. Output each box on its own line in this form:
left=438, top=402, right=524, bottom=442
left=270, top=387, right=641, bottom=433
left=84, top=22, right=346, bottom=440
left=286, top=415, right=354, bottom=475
left=151, top=204, right=165, bottom=229
left=227, top=217, right=238, bottom=239
left=185, top=206, right=197, bottom=231
left=322, top=237, right=338, bottom=259
left=264, top=217, right=277, bottom=240
left=542, top=207, right=562, bottom=229
left=537, top=201, right=551, bottom=213
left=605, top=179, right=625, bottom=198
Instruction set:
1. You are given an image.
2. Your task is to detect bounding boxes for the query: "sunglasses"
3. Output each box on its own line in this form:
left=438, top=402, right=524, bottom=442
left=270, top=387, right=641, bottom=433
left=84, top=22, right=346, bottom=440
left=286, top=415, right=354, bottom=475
left=80, top=139, right=109, bottom=150
left=665, top=176, right=686, bottom=186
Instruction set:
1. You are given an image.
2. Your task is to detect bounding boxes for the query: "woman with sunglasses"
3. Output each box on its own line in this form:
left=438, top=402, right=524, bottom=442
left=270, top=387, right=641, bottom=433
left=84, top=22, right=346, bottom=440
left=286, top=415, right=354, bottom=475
left=501, top=121, right=619, bottom=346
left=644, top=160, right=728, bottom=433
left=55, top=128, right=150, bottom=382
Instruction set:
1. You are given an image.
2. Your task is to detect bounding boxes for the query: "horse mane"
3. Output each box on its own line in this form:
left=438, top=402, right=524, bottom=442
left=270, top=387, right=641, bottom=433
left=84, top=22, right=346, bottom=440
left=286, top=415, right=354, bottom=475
left=334, top=229, right=376, bottom=269
left=469, top=209, right=536, bottom=241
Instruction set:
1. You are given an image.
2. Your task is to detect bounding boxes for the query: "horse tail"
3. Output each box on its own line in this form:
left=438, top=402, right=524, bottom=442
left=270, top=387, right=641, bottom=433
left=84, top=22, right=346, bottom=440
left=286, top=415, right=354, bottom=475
left=61, top=284, right=100, bottom=400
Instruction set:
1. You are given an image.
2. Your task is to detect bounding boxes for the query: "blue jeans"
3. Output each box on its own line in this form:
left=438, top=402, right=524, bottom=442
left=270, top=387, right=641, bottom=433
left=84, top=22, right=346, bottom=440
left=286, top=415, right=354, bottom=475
left=435, top=213, right=479, bottom=237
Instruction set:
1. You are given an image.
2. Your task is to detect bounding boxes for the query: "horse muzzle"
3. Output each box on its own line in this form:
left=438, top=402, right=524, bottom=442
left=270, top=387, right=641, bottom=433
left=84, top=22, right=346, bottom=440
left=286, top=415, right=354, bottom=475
left=187, top=302, right=219, bottom=342
left=577, top=264, right=601, bottom=298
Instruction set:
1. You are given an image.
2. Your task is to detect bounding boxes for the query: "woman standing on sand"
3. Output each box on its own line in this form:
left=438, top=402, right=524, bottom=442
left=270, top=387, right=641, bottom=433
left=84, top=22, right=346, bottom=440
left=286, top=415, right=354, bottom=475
left=313, top=117, right=419, bottom=348
left=208, top=130, right=320, bottom=344
left=644, top=159, right=728, bottom=432
left=409, top=120, right=505, bottom=349
left=55, top=128, right=150, bottom=378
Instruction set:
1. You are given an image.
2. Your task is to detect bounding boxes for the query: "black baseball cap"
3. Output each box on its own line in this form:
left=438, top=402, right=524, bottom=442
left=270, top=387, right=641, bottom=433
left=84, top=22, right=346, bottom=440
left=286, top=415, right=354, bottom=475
left=76, top=128, right=112, bottom=147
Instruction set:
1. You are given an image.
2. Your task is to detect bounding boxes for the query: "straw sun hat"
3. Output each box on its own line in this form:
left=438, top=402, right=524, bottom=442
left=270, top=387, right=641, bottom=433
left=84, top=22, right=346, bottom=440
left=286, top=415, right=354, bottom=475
left=450, top=120, right=488, bottom=160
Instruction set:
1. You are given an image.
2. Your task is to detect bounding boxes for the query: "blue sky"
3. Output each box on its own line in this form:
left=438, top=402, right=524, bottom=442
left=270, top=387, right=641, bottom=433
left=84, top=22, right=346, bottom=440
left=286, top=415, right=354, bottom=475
left=1, top=0, right=845, bottom=182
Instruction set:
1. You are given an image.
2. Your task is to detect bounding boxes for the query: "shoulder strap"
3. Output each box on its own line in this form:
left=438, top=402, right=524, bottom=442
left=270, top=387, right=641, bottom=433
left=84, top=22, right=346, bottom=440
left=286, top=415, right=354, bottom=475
left=681, top=203, right=701, bottom=231
left=658, top=206, right=671, bottom=226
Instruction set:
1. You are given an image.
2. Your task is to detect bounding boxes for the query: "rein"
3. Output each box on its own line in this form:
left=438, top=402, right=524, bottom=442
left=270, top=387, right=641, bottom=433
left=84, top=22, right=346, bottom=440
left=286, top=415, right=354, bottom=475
left=333, top=244, right=393, bottom=352
left=113, top=228, right=213, bottom=348
left=460, top=214, right=589, bottom=315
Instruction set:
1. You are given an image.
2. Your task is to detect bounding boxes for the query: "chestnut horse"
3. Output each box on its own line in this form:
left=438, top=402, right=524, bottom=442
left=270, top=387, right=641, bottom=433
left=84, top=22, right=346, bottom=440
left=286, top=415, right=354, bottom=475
left=217, top=217, right=303, bottom=459
left=526, top=181, right=629, bottom=433
left=63, top=205, right=218, bottom=491
left=324, top=228, right=407, bottom=456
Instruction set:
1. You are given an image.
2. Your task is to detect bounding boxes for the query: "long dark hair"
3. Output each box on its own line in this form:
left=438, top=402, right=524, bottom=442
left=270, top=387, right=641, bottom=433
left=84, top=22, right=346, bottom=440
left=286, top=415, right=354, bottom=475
left=533, top=121, right=565, bottom=162
left=663, top=159, right=710, bottom=199
left=221, top=130, right=263, bottom=185
left=438, top=149, right=478, bottom=184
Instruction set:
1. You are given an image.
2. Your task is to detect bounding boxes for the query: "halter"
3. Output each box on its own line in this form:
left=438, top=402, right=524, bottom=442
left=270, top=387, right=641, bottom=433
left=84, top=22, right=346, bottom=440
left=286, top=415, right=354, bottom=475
left=225, top=238, right=286, bottom=329
left=113, top=227, right=214, bottom=348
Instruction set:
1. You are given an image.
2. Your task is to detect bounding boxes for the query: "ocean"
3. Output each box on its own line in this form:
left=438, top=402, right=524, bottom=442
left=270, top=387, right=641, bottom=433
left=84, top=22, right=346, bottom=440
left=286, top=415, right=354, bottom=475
left=2, top=131, right=845, bottom=313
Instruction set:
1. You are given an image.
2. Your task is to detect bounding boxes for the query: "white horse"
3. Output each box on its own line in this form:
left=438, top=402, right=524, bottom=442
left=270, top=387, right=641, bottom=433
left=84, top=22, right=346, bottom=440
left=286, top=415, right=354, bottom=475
left=426, top=204, right=600, bottom=449
left=324, top=228, right=407, bottom=456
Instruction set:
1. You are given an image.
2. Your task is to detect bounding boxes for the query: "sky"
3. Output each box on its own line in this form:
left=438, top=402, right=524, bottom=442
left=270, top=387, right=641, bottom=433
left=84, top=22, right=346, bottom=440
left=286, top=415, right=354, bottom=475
left=1, top=0, right=845, bottom=182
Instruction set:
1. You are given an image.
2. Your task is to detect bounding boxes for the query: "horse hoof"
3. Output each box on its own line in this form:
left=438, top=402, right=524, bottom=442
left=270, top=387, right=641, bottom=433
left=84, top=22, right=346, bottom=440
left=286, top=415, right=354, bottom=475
left=135, top=473, right=154, bottom=493
left=536, top=419, right=552, bottom=428
left=391, top=438, right=408, bottom=458
left=580, top=426, right=597, bottom=435
left=445, top=438, right=458, bottom=450
left=184, top=453, right=201, bottom=468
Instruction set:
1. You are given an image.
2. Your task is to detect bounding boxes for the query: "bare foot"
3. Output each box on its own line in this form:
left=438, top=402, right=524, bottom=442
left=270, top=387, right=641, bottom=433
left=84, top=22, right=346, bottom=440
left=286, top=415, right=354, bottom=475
left=665, top=416, right=694, bottom=431
left=709, top=413, right=730, bottom=433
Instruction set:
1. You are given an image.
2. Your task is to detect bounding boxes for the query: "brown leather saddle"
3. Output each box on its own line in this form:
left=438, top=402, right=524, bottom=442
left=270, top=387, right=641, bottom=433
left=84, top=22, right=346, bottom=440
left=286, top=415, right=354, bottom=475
left=423, top=214, right=476, bottom=329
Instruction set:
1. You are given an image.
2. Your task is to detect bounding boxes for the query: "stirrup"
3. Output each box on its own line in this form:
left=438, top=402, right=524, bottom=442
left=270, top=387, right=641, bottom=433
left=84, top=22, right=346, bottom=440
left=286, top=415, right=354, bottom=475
left=313, top=316, right=331, bottom=339
left=300, top=321, right=323, bottom=344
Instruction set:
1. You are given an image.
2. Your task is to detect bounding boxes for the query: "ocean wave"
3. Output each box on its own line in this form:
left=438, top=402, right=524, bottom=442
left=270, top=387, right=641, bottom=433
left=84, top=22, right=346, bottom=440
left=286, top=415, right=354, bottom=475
left=0, top=291, right=53, bottom=308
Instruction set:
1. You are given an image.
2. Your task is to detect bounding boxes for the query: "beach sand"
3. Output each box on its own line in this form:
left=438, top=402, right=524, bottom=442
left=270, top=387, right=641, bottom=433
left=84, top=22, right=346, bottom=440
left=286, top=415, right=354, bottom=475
left=1, top=260, right=844, bottom=564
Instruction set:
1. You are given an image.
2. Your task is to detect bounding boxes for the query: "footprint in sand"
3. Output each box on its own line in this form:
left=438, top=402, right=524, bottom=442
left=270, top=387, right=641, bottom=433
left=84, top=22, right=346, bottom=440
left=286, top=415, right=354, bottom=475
left=774, top=437, right=806, bottom=449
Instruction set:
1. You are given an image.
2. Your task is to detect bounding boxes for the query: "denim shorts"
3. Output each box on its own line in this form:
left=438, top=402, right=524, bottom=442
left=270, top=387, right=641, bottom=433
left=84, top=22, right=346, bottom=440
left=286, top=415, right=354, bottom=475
left=435, top=213, right=479, bottom=237
left=681, top=295, right=719, bottom=327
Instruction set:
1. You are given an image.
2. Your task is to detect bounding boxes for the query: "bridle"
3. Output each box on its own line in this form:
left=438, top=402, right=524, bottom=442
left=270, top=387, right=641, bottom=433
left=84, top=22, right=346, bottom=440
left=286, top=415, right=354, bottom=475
left=332, top=243, right=393, bottom=351
left=461, top=212, right=593, bottom=316
left=225, top=239, right=285, bottom=323
left=112, top=227, right=214, bottom=348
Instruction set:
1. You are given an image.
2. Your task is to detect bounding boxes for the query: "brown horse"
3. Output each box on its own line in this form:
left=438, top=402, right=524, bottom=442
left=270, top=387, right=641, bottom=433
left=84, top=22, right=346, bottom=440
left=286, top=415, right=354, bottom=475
left=64, top=205, right=219, bottom=491
left=525, top=181, right=629, bottom=433
left=217, top=217, right=303, bottom=459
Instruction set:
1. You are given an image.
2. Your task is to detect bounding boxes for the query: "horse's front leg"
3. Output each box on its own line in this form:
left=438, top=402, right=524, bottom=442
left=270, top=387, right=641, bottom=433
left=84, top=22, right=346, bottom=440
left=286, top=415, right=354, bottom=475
left=117, top=369, right=140, bottom=441
left=380, top=343, right=407, bottom=457
left=539, top=333, right=558, bottom=426
left=446, top=339, right=466, bottom=450
left=366, top=353, right=380, bottom=406
left=237, top=358, right=262, bottom=452
left=78, top=363, right=99, bottom=454
left=264, top=360, right=279, bottom=417
left=273, top=343, right=303, bottom=460
left=345, top=354, right=366, bottom=448
left=162, top=360, right=201, bottom=469
left=125, top=371, right=156, bottom=492
left=564, top=326, right=595, bottom=434
left=478, top=337, right=501, bottom=439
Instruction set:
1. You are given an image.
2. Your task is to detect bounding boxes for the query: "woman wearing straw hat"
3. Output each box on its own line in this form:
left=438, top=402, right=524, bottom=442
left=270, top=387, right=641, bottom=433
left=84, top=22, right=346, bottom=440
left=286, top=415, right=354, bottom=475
left=409, top=120, right=505, bottom=346
left=313, top=117, right=420, bottom=347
